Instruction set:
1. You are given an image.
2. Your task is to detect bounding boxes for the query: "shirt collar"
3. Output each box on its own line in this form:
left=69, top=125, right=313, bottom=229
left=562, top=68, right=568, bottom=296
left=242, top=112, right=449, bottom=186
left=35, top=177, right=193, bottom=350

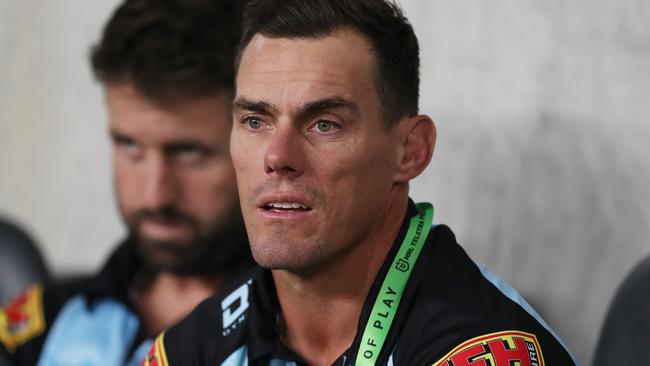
left=83, top=239, right=141, bottom=309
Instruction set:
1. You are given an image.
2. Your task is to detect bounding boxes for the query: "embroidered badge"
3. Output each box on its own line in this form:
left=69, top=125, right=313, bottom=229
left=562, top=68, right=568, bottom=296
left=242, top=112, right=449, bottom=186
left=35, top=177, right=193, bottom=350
left=0, top=284, right=46, bottom=352
left=141, top=333, right=169, bottom=366
left=432, top=330, right=545, bottom=366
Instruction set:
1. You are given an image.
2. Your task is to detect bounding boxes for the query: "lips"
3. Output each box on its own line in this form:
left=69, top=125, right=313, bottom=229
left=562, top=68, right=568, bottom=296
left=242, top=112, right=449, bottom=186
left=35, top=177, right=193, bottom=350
left=139, top=219, right=193, bottom=241
left=266, top=202, right=309, bottom=212
left=257, top=195, right=313, bottom=214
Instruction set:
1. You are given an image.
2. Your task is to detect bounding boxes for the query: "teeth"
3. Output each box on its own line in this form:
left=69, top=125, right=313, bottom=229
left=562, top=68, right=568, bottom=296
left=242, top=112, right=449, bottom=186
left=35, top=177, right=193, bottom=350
left=268, top=202, right=307, bottom=209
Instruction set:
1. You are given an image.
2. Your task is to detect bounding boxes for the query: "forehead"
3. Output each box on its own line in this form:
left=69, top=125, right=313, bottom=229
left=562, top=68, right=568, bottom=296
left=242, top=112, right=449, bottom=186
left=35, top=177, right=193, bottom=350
left=236, top=29, right=378, bottom=110
left=107, top=82, right=232, bottom=139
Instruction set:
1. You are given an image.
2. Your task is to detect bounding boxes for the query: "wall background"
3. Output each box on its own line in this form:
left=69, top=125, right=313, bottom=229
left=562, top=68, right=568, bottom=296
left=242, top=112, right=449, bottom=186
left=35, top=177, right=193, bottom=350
left=1, top=0, right=648, bottom=364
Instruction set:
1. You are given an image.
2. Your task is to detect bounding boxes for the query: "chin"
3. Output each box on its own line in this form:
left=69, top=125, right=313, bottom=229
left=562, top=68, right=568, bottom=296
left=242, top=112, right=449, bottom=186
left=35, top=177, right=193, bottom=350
left=251, top=248, right=323, bottom=275
left=250, top=250, right=289, bottom=270
left=248, top=231, right=324, bottom=271
left=250, top=245, right=298, bottom=270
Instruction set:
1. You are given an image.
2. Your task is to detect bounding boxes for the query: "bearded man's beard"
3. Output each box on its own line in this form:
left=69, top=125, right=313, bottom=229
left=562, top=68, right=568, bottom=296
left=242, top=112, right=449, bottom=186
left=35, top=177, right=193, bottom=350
left=127, top=205, right=251, bottom=276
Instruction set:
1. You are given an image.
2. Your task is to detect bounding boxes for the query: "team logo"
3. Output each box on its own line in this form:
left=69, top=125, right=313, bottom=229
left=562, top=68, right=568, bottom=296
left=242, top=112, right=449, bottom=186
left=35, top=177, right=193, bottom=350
left=141, top=333, right=169, bottom=366
left=221, top=280, right=252, bottom=336
left=432, top=330, right=545, bottom=366
left=0, top=284, right=46, bottom=352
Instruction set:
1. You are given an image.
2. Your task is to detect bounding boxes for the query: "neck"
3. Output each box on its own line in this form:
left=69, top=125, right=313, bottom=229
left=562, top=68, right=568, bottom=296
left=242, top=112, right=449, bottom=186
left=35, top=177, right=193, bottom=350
left=273, top=189, right=409, bottom=366
left=134, top=271, right=224, bottom=337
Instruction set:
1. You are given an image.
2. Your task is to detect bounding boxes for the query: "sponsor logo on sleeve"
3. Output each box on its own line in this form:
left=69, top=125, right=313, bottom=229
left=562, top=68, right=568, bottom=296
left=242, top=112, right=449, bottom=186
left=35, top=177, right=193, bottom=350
left=141, top=333, right=169, bottom=366
left=0, top=284, right=46, bottom=352
left=432, top=330, right=545, bottom=366
left=221, top=280, right=252, bottom=336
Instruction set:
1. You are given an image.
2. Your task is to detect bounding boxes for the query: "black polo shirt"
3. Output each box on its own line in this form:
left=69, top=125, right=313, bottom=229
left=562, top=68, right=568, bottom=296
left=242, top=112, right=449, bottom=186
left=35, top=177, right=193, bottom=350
left=145, top=201, right=576, bottom=366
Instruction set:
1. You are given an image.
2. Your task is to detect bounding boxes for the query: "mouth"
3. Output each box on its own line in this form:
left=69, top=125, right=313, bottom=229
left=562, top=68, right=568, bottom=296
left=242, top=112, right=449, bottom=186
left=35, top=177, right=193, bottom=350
left=263, top=202, right=311, bottom=213
left=139, top=220, right=193, bottom=241
left=256, top=195, right=314, bottom=217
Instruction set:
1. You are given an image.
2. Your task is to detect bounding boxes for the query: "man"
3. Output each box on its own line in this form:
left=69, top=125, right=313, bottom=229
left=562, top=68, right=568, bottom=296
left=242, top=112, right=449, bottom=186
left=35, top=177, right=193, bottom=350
left=0, top=0, right=251, bottom=365
left=144, top=0, right=577, bottom=365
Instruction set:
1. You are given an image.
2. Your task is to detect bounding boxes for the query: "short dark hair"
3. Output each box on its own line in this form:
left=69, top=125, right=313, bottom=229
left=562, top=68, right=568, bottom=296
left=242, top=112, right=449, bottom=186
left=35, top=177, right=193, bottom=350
left=91, top=0, right=243, bottom=100
left=236, top=0, right=420, bottom=125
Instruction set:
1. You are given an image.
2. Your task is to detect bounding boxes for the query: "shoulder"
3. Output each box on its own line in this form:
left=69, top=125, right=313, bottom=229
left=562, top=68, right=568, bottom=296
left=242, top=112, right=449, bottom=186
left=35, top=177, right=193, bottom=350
left=154, top=266, right=266, bottom=366
left=1, top=284, right=47, bottom=356
left=0, top=277, right=91, bottom=364
left=602, top=254, right=650, bottom=307
left=593, top=255, right=650, bottom=365
left=393, top=225, right=577, bottom=365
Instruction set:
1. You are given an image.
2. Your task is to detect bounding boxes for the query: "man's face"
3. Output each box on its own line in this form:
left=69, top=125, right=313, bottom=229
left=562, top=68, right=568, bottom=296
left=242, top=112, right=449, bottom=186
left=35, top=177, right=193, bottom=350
left=232, top=29, right=403, bottom=273
left=107, top=83, right=243, bottom=273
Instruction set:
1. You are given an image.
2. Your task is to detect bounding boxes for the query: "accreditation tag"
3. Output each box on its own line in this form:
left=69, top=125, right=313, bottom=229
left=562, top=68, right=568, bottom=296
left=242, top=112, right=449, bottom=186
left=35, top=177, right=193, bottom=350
left=355, top=202, right=434, bottom=366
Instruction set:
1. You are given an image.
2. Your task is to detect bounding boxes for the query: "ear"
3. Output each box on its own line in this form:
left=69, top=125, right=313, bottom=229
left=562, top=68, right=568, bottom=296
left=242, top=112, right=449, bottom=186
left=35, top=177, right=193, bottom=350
left=393, top=115, right=436, bottom=183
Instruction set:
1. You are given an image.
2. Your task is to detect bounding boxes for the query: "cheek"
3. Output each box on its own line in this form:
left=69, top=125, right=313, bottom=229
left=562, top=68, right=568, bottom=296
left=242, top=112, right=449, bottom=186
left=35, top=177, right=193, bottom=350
left=231, top=137, right=264, bottom=195
left=319, top=137, right=395, bottom=195
left=185, top=163, right=237, bottom=204
left=114, top=161, right=139, bottom=206
left=331, top=142, right=396, bottom=226
left=113, top=167, right=142, bottom=226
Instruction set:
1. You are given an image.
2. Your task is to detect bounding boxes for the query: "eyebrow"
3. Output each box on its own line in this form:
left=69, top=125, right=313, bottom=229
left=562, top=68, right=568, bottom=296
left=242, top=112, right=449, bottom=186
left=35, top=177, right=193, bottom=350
left=163, top=140, right=217, bottom=156
left=110, top=129, right=215, bottom=153
left=232, top=98, right=279, bottom=115
left=299, top=97, right=360, bottom=119
left=109, top=129, right=132, bottom=142
left=233, top=96, right=360, bottom=119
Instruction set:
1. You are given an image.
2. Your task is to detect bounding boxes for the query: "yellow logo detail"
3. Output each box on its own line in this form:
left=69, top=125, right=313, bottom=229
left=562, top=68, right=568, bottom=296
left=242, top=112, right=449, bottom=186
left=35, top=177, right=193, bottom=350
left=432, top=330, right=545, bottom=366
left=0, top=284, right=46, bottom=352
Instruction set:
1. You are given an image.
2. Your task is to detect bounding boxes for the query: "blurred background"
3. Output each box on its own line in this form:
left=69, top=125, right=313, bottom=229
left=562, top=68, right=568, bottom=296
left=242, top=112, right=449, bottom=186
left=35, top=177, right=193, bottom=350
left=0, top=0, right=648, bottom=364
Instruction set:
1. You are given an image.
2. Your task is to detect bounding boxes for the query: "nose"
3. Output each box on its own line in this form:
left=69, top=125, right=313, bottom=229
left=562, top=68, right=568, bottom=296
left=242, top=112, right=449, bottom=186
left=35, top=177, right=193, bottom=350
left=142, top=154, right=176, bottom=210
left=264, top=126, right=304, bottom=177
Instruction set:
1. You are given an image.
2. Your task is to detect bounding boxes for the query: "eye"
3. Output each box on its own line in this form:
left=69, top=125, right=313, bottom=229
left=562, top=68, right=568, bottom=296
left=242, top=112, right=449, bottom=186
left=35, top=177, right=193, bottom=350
left=167, top=143, right=212, bottom=163
left=178, top=146, right=204, bottom=161
left=311, top=119, right=341, bottom=134
left=317, top=121, right=334, bottom=132
left=244, top=117, right=265, bottom=130
left=113, top=136, right=141, bottom=158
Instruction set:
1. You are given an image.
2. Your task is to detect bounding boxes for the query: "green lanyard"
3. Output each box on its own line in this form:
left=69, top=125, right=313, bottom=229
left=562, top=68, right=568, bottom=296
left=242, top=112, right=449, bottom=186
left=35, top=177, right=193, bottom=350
left=355, top=202, right=434, bottom=366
